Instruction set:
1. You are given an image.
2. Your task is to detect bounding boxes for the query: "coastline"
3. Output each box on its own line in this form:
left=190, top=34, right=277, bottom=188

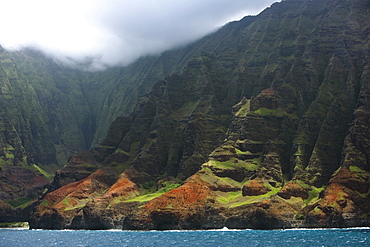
left=0, top=222, right=29, bottom=229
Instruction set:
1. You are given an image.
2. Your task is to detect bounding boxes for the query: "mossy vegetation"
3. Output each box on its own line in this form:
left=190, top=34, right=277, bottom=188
left=109, top=181, right=181, bottom=206
left=40, top=199, right=49, bottom=207
left=0, top=144, right=16, bottom=168
left=199, top=164, right=283, bottom=208
left=124, top=193, right=164, bottom=203
left=331, top=166, right=342, bottom=177
left=235, top=100, right=250, bottom=117
left=252, top=107, right=286, bottom=117
left=215, top=186, right=282, bottom=208
left=82, top=163, right=97, bottom=169
left=305, top=186, right=325, bottom=205
left=198, top=167, right=242, bottom=188
left=349, top=165, right=365, bottom=173
left=216, top=191, right=242, bottom=204
left=32, top=164, right=54, bottom=181
left=235, top=148, right=252, bottom=155
left=61, top=194, right=100, bottom=212
left=204, top=159, right=259, bottom=172
left=63, top=200, right=88, bottom=211
left=158, top=181, right=181, bottom=193
left=7, top=197, right=33, bottom=209
left=62, top=198, right=70, bottom=207
left=231, top=187, right=281, bottom=208
left=296, top=214, right=305, bottom=220
left=293, top=179, right=311, bottom=190
left=0, top=222, right=29, bottom=228
left=254, top=107, right=299, bottom=121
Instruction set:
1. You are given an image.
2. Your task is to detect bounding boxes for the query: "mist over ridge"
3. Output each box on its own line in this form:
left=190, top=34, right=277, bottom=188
left=0, top=0, right=278, bottom=70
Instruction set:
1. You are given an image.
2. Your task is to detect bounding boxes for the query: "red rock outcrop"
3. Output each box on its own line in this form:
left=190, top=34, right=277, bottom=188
left=242, top=178, right=271, bottom=196
left=134, top=174, right=215, bottom=229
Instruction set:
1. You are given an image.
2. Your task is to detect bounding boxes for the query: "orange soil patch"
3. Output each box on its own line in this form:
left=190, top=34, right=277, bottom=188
left=319, top=183, right=347, bottom=207
left=99, top=176, right=140, bottom=200
left=145, top=174, right=213, bottom=211
left=278, top=181, right=309, bottom=199
left=43, top=169, right=108, bottom=209
left=260, top=88, right=277, bottom=96
left=45, top=180, right=86, bottom=204
left=242, top=178, right=270, bottom=196
left=329, top=167, right=352, bottom=183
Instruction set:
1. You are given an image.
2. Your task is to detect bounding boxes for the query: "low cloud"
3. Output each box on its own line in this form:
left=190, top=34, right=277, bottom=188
left=0, top=0, right=277, bottom=70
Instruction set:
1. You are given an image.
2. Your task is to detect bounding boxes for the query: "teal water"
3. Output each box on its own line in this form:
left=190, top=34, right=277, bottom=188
left=0, top=228, right=369, bottom=247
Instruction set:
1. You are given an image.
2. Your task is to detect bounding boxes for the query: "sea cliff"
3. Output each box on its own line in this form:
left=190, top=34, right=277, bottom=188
left=1, top=0, right=369, bottom=229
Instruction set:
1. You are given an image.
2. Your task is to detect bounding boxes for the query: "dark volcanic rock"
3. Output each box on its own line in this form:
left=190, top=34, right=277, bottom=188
left=28, top=0, right=370, bottom=230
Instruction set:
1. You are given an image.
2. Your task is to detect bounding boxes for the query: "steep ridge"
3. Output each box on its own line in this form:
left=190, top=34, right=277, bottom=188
left=0, top=0, right=259, bottom=222
left=29, top=0, right=370, bottom=229
left=0, top=49, right=188, bottom=221
left=0, top=48, right=91, bottom=221
left=0, top=25, right=227, bottom=220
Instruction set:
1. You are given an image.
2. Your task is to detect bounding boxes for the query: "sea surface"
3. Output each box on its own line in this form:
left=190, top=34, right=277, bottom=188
left=0, top=227, right=369, bottom=247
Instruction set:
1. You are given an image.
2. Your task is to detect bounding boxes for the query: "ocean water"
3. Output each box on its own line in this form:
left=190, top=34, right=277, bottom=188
left=0, top=228, right=369, bottom=247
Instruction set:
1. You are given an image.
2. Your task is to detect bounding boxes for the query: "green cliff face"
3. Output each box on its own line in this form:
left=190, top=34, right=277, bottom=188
left=0, top=33, right=230, bottom=220
left=0, top=49, right=189, bottom=220
left=2, top=0, right=370, bottom=229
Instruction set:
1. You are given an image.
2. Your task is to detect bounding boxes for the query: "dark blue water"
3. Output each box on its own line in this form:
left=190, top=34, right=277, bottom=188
left=0, top=228, right=369, bottom=247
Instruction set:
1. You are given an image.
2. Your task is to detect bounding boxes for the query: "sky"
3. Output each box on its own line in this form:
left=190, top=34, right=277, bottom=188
left=0, top=0, right=277, bottom=70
